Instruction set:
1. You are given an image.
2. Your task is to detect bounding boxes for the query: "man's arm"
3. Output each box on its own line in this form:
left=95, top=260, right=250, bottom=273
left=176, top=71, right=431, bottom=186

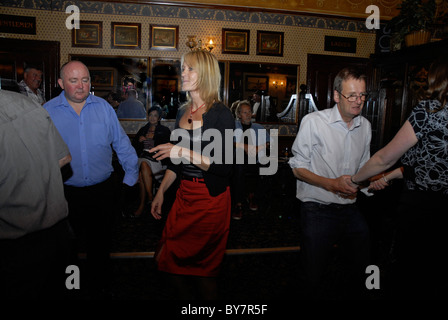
left=58, top=153, right=71, bottom=168
left=292, top=168, right=358, bottom=197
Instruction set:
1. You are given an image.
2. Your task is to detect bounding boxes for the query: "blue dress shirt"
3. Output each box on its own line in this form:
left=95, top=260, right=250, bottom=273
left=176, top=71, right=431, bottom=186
left=44, top=92, right=139, bottom=187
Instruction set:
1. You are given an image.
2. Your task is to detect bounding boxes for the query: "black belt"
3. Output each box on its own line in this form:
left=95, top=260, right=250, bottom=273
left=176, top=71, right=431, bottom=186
left=181, top=175, right=205, bottom=184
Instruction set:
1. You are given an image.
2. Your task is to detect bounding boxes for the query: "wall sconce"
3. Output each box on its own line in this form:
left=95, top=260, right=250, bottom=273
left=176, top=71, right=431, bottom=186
left=186, top=36, right=216, bottom=52
left=272, top=80, right=284, bottom=89
left=206, top=37, right=216, bottom=52
left=186, top=35, right=197, bottom=50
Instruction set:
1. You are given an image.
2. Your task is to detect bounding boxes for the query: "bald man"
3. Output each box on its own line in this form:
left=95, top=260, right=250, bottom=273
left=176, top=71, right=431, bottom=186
left=44, top=60, right=139, bottom=297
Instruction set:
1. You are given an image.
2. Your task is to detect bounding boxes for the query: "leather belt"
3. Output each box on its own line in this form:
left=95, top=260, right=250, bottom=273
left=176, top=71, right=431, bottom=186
left=181, top=175, right=205, bottom=184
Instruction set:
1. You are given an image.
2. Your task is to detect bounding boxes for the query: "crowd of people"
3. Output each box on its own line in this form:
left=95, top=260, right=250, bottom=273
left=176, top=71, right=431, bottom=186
left=1, top=53, right=447, bottom=300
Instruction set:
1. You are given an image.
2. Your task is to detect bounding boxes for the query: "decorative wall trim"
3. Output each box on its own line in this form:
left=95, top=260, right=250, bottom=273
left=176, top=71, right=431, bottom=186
left=2, top=0, right=375, bottom=33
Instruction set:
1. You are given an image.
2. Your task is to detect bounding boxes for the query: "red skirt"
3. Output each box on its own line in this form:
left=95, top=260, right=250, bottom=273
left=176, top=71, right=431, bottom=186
left=155, top=179, right=231, bottom=277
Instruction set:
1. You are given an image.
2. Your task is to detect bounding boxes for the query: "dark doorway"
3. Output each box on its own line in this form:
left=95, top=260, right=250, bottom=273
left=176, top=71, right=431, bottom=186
left=0, top=38, right=60, bottom=101
left=306, top=54, right=370, bottom=110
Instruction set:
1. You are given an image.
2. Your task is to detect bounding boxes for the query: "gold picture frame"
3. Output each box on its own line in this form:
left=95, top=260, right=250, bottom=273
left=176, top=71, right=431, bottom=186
left=111, top=22, right=141, bottom=49
left=89, top=67, right=115, bottom=87
left=222, top=28, right=250, bottom=54
left=72, top=21, right=102, bottom=48
left=256, top=30, right=284, bottom=56
left=150, top=25, right=179, bottom=51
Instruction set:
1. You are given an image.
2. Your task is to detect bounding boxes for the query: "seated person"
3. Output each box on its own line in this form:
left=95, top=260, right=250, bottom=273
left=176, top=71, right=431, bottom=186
left=232, top=100, right=270, bottom=220
left=131, top=106, right=171, bottom=217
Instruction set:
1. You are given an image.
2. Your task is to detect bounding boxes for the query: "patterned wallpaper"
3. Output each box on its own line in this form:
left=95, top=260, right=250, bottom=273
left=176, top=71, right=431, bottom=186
left=0, top=0, right=377, bottom=134
left=0, top=0, right=377, bottom=80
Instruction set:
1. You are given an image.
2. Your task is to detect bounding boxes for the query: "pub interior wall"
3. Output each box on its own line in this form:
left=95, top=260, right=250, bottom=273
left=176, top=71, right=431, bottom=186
left=0, top=2, right=376, bottom=85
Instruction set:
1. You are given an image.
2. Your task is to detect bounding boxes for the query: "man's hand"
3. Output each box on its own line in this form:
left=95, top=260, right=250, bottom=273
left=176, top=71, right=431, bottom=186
left=329, top=175, right=358, bottom=199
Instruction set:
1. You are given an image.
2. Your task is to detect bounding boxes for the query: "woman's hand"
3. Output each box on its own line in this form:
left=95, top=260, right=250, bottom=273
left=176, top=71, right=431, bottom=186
left=149, top=143, right=184, bottom=161
left=368, top=175, right=390, bottom=191
left=151, top=190, right=164, bottom=220
left=150, top=170, right=177, bottom=220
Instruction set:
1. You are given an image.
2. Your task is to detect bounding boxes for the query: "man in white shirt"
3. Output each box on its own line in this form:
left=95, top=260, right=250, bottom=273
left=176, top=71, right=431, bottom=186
left=289, top=67, right=371, bottom=299
left=251, top=90, right=262, bottom=120
left=18, top=65, right=46, bottom=105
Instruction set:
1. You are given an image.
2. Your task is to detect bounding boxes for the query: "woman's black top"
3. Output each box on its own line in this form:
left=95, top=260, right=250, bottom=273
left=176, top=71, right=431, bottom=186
left=181, top=128, right=204, bottom=179
left=169, top=102, right=235, bottom=196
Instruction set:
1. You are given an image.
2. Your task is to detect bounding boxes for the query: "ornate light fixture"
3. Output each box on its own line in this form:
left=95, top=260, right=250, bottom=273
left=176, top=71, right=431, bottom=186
left=272, top=80, right=284, bottom=89
left=186, top=36, right=216, bottom=52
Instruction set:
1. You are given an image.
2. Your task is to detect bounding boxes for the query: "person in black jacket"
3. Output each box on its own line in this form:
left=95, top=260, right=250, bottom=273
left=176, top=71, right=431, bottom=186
left=148, top=50, right=235, bottom=299
left=131, top=106, right=171, bottom=217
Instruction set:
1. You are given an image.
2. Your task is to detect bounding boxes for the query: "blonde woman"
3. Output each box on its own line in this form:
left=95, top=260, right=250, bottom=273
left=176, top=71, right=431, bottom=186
left=149, top=50, right=235, bottom=299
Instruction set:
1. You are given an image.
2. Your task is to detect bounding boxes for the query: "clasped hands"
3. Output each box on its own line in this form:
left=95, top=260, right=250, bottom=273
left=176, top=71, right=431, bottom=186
left=331, top=175, right=359, bottom=199
left=335, top=174, right=388, bottom=199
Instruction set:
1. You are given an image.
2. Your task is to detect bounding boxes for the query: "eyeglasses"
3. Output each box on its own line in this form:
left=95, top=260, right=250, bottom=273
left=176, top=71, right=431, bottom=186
left=338, top=91, right=369, bottom=102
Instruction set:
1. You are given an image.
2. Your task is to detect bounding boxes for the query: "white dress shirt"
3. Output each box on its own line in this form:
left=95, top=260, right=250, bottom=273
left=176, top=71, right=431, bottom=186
left=289, top=105, right=372, bottom=205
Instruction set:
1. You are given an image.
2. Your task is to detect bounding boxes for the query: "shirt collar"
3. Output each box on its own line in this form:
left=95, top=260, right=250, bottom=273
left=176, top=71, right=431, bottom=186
left=20, top=80, right=43, bottom=95
left=59, top=91, right=92, bottom=108
left=329, top=104, right=362, bottom=129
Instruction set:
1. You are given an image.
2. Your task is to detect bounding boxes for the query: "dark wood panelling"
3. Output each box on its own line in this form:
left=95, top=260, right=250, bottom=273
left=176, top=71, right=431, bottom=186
left=0, top=38, right=60, bottom=101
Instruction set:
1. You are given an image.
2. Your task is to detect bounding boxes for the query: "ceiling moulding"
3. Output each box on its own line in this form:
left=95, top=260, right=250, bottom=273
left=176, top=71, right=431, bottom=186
left=101, top=0, right=402, bottom=20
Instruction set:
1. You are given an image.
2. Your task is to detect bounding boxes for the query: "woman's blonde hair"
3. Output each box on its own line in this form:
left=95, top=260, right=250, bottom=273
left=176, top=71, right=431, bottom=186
left=181, top=50, right=221, bottom=112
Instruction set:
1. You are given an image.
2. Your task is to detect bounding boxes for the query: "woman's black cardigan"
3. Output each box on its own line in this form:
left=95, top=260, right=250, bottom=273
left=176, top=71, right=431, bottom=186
left=169, top=102, right=235, bottom=197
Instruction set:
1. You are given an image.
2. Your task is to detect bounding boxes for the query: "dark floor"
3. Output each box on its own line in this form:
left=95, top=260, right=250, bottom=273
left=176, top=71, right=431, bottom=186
left=61, top=157, right=433, bottom=305
left=68, top=176, right=405, bottom=304
left=107, top=182, right=306, bottom=300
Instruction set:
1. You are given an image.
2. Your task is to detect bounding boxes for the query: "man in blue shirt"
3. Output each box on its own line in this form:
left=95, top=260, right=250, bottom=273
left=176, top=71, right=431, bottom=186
left=116, top=89, right=146, bottom=119
left=44, top=60, right=139, bottom=297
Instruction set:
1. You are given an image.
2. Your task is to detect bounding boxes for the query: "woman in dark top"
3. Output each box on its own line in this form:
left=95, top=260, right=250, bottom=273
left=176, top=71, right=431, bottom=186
left=350, top=58, right=448, bottom=299
left=149, top=50, right=235, bottom=299
left=132, top=106, right=171, bottom=217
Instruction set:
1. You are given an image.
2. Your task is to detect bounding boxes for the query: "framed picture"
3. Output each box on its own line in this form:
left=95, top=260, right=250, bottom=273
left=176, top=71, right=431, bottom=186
left=154, top=78, right=178, bottom=93
left=72, top=21, right=102, bottom=48
left=286, top=76, right=297, bottom=95
left=256, top=30, right=284, bottom=56
left=150, top=25, right=179, bottom=51
left=89, top=67, right=115, bottom=87
left=245, top=75, right=269, bottom=93
left=111, top=22, right=141, bottom=49
left=222, top=28, right=250, bottom=54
